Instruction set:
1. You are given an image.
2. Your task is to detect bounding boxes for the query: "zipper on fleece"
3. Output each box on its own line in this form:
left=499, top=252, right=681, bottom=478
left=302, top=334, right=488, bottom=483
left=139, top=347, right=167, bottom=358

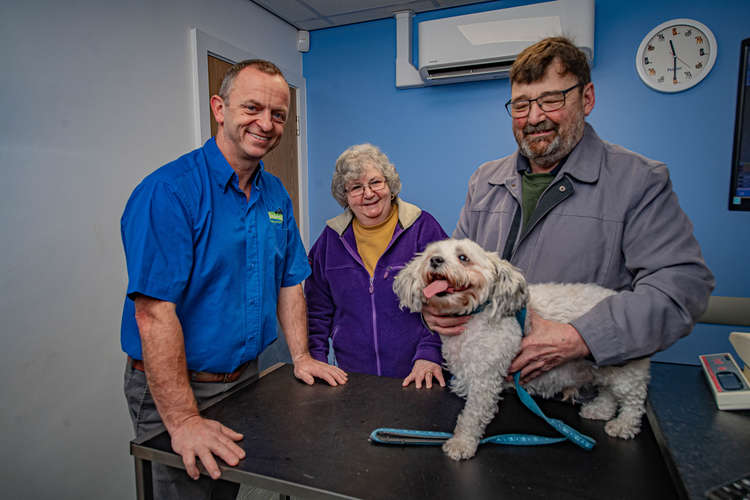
left=339, top=236, right=383, bottom=376
left=369, top=275, right=381, bottom=375
left=338, top=224, right=409, bottom=377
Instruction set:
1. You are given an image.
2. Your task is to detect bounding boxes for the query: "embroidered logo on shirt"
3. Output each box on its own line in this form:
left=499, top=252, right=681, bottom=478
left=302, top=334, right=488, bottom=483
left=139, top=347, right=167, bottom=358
left=268, top=209, right=283, bottom=224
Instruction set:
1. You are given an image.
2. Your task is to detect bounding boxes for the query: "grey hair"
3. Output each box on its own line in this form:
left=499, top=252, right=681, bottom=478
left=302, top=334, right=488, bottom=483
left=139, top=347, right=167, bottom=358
left=331, top=144, right=402, bottom=208
left=218, top=59, right=286, bottom=104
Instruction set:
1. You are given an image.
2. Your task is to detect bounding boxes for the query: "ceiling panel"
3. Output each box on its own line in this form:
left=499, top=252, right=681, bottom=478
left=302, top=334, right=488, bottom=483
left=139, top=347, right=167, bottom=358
left=251, top=0, right=489, bottom=30
left=252, top=0, right=318, bottom=21
left=310, top=0, right=413, bottom=16
left=326, top=2, right=439, bottom=27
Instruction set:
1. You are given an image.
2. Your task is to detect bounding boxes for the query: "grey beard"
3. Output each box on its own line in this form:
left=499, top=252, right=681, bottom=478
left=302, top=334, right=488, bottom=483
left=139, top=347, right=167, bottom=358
left=519, top=133, right=564, bottom=168
left=518, top=118, right=585, bottom=168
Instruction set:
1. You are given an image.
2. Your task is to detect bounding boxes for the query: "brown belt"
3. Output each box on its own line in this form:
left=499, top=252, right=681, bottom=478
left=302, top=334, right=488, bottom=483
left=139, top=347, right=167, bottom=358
left=129, top=356, right=250, bottom=383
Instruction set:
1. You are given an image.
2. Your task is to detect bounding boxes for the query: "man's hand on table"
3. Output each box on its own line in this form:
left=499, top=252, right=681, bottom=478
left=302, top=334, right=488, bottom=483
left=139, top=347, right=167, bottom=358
left=292, top=353, right=348, bottom=386
left=169, top=414, right=245, bottom=480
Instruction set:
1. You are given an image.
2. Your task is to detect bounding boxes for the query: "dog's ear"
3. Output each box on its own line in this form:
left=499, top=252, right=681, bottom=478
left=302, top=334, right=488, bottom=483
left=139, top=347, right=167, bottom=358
left=488, top=254, right=529, bottom=316
left=392, top=253, right=426, bottom=312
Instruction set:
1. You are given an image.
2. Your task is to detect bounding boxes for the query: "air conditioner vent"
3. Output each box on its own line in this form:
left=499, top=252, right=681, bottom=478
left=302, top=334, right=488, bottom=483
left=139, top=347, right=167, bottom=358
left=424, top=59, right=514, bottom=80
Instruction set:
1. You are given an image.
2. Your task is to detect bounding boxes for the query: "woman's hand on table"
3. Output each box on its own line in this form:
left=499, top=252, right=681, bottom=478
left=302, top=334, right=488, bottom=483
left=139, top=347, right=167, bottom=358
left=402, top=359, right=446, bottom=389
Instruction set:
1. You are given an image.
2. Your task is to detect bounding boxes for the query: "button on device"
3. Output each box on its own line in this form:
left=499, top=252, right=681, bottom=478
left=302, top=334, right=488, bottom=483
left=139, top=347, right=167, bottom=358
left=717, top=371, right=743, bottom=391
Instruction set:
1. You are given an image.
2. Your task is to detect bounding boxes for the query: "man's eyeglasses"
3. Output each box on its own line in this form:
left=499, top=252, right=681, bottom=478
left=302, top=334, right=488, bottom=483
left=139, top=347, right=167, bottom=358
left=347, top=178, right=387, bottom=198
left=504, top=83, right=583, bottom=118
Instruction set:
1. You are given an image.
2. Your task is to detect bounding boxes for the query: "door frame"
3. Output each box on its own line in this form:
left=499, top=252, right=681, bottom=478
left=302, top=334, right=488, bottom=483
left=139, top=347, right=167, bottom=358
left=189, top=28, right=310, bottom=247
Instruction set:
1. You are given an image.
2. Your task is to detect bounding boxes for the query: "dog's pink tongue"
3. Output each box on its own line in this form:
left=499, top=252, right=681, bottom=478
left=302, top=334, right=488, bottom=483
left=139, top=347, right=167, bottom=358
left=423, top=280, right=450, bottom=299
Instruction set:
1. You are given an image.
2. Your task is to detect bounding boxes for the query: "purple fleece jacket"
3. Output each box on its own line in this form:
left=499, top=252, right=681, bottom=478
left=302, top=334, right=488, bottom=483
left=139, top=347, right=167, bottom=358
left=305, top=199, right=448, bottom=378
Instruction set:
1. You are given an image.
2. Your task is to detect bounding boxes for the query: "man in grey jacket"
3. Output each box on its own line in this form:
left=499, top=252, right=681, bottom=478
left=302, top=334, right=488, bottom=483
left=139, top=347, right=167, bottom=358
left=423, top=37, right=714, bottom=383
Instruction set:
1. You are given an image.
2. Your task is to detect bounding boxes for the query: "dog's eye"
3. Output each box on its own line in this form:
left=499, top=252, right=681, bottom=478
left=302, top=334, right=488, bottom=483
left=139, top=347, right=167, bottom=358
left=458, top=254, right=470, bottom=262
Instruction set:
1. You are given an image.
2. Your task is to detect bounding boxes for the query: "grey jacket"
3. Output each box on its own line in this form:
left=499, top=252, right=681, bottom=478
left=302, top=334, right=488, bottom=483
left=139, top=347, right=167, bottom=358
left=454, top=123, right=714, bottom=365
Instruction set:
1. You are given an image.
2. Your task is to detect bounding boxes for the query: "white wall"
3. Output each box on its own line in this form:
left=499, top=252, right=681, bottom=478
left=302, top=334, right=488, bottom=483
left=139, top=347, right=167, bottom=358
left=0, top=0, right=301, bottom=497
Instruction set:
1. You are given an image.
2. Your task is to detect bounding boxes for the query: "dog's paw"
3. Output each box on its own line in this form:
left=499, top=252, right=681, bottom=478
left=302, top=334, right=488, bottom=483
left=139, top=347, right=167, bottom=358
left=579, top=397, right=617, bottom=421
left=604, top=417, right=641, bottom=439
left=442, top=436, right=479, bottom=460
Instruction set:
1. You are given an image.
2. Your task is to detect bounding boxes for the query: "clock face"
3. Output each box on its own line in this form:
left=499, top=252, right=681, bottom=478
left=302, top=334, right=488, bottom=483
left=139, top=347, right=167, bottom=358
left=636, top=19, right=717, bottom=93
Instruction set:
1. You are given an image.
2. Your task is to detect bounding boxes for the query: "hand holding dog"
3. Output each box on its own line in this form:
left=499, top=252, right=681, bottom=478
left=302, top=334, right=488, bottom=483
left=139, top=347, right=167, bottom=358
left=423, top=288, right=590, bottom=384
left=509, top=309, right=590, bottom=383
left=402, top=359, right=446, bottom=388
left=421, top=304, right=470, bottom=335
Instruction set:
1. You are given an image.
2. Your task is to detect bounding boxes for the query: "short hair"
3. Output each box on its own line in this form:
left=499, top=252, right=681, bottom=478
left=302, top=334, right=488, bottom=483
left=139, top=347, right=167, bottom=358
left=509, top=37, right=591, bottom=86
left=331, top=144, right=402, bottom=208
left=218, top=59, right=287, bottom=103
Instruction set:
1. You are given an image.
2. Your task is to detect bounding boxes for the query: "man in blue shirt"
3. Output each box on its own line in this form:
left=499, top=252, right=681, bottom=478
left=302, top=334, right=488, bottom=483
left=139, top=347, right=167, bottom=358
left=121, top=59, right=347, bottom=499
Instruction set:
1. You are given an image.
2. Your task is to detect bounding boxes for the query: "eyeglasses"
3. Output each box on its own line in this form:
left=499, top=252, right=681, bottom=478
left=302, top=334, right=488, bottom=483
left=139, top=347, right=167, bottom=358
left=504, top=83, right=583, bottom=118
left=347, top=178, right=387, bottom=198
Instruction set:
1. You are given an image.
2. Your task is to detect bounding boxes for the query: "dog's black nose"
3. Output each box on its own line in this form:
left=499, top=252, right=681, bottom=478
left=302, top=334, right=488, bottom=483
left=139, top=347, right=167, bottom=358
left=430, top=256, right=444, bottom=269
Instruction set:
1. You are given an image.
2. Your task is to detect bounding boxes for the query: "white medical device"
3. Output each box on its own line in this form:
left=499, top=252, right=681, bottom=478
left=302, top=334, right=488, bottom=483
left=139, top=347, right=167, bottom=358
left=699, top=332, right=750, bottom=410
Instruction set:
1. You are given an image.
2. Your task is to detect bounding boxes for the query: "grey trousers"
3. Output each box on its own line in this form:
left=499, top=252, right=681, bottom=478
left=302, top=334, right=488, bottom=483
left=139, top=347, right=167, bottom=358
left=124, top=357, right=258, bottom=500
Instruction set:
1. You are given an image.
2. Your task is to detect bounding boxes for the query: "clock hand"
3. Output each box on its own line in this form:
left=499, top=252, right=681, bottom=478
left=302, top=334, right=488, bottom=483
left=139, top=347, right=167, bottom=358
left=669, top=40, right=677, bottom=82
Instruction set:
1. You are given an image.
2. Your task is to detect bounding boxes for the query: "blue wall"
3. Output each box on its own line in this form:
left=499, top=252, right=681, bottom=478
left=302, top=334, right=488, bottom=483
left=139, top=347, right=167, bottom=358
left=303, top=0, right=750, bottom=364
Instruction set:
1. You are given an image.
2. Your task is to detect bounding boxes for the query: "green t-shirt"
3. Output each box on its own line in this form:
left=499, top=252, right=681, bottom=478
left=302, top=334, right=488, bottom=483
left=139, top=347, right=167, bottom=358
left=521, top=171, right=556, bottom=232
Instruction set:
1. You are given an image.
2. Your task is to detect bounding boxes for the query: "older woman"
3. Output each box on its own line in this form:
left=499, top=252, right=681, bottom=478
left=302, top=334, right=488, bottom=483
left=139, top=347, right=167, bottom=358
left=305, top=144, right=448, bottom=388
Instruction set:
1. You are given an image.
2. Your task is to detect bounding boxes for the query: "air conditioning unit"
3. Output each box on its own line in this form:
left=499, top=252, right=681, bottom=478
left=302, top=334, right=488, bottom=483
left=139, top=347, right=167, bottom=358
left=413, top=0, right=594, bottom=86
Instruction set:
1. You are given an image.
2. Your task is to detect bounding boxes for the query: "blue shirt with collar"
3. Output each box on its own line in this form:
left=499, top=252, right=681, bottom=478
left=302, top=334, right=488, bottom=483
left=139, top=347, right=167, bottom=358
left=120, top=137, right=310, bottom=373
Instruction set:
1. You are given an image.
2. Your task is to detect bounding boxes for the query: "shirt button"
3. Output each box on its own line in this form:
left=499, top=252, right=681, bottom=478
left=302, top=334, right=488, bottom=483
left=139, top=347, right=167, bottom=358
left=559, top=185, right=566, bottom=192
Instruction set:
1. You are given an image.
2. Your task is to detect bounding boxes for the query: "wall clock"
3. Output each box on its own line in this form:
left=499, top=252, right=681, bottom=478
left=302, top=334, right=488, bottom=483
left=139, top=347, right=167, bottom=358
left=635, top=18, right=717, bottom=93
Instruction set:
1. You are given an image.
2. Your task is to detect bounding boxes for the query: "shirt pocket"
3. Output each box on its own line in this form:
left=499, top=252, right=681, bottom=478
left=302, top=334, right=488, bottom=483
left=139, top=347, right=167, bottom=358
left=263, top=205, right=288, bottom=265
left=382, top=264, right=405, bottom=281
left=468, top=187, right=516, bottom=251
left=532, top=212, right=621, bottom=285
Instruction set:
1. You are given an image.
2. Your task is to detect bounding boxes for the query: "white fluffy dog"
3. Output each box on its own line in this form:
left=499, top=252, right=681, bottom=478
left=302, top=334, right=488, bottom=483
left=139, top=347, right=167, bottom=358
left=393, top=238, right=650, bottom=460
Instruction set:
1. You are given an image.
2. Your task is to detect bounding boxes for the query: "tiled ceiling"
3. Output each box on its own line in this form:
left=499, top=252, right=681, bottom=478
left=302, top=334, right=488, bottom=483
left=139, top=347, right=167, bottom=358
left=251, top=0, right=489, bottom=31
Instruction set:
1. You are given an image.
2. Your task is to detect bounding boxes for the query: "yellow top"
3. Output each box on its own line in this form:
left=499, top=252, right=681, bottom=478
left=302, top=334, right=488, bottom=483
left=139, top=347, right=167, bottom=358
left=352, top=203, right=399, bottom=277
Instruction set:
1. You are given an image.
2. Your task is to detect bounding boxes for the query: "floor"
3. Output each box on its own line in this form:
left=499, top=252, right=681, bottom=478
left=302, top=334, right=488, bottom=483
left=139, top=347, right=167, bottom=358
left=237, top=485, right=284, bottom=500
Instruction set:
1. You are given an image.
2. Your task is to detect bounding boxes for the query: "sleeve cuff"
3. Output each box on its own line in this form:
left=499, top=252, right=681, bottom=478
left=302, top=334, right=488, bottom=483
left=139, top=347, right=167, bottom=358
left=570, top=310, right=625, bottom=366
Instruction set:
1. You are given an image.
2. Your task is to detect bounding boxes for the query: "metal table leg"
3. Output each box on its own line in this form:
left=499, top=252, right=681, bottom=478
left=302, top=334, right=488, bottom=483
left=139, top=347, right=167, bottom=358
left=133, top=456, right=153, bottom=500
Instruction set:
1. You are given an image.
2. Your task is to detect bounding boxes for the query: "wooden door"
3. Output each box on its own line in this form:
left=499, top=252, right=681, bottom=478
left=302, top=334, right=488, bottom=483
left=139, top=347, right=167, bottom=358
left=207, top=54, right=300, bottom=226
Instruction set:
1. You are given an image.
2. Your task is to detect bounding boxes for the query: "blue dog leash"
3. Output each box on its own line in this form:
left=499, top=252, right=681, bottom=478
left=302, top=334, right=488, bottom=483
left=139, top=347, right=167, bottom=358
left=369, top=308, right=596, bottom=451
